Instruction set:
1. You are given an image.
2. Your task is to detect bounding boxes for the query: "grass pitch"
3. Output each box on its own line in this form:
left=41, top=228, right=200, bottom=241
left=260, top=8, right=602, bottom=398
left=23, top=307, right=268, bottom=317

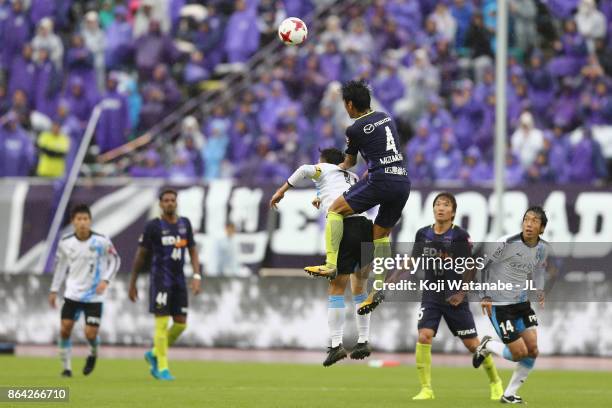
left=1, top=356, right=611, bottom=408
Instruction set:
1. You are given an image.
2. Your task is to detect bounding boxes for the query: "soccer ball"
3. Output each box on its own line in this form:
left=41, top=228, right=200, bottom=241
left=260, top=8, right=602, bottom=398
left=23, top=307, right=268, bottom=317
left=278, top=17, right=308, bottom=45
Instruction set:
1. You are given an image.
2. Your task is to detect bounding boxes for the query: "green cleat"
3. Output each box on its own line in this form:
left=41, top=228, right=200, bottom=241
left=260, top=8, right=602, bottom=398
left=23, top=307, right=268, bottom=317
left=412, top=387, right=435, bottom=400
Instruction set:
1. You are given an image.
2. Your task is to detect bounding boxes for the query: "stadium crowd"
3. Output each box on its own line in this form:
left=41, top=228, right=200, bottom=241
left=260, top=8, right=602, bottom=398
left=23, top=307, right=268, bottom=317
left=0, top=0, right=611, bottom=185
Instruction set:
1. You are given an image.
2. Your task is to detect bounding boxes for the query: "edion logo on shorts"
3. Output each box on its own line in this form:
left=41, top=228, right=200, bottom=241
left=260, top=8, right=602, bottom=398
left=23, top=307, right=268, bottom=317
left=86, top=316, right=101, bottom=325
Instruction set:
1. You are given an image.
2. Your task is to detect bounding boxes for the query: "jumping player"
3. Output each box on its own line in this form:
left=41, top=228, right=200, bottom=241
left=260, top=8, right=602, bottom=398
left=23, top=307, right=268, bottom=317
left=128, top=189, right=202, bottom=381
left=472, top=206, right=551, bottom=404
left=270, top=148, right=373, bottom=367
left=49, top=204, right=121, bottom=377
left=411, top=193, right=503, bottom=401
left=305, top=80, right=411, bottom=315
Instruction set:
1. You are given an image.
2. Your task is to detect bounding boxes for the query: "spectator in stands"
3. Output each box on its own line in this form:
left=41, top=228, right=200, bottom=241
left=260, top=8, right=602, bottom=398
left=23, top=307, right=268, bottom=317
left=385, top=0, right=422, bottom=33
left=429, top=2, right=457, bottom=42
left=0, top=84, right=8, bottom=115
left=567, top=128, right=606, bottom=182
left=509, top=0, right=537, bottom=53
left=342, top=18, right=375, bottom=56
left=65, top=34, right=98, bottom=101
left=432, top=38, right=459, bottom=98
left=459, top=146, right=493, bottom=184
left=575, top=0, right=607, bottom=52
left=526, top=150, right=555, bottom=183
left=105, top=5, right=133, bottom=70
left=550, top=19, right=589, bottom=78
left=451, top=79, right=483, bottom=151
left=372, top=59, right=404, bottom=114
left=31, top=18, right=63, bottom=69
left=183, top=50, right=210, bottom=93
left=319, top=40, right=343, bottom=83
left=10, top=89, right=30, bottom=130
left=82, top=11, right=106, bottom=91
left=36, top=120, right=70, bottom=178
left=193, top=18, right=224, bottom=70
left=29, top=0, right=55, bottom=27
left=320, top=15, right=344, bottom=45
left=505, top=152, right=525, bottom=186
left=581, top=78, right=612, bottom=126
left=451, top=0, right=474, bottom=49
left=203, top=120, right=230, bottom=180
left=432, top=131, right=462, bottom=183
left=594, top=38, right=612, bottom=77
left=551, top=78, right=580, bottom=129
left=33, top=48, right=61, bottom=119
left=0, top=111, right=34, bottom=177
left=424, top=94, right=453, bottom=135
left=511, top=111, right=545, bottom=168
left=133, top=0, right=170, bottom=38
left=394, top=48, right=440, bottom=122
left=96, top=72, right=130, bottom=153
left=525, top=51, right=556, bottom=120
left=408, top=148, right=434, bottom=183
left=224, top=0, right=260, bottom=63
left=63, top=77, right=94, bottom=131
left=465, top=11, right=493, bottom=83
left=56, top=100, right=83, bottom=171
left=1, top=0, right=31, bottom=71
left=8, top=44, right=35, bottom=103
left=129, top=148, right=168, bottom=178
left=122, top=76, right=142, bottom=136
left=406, top=118, right=439, bottom=161
left=545, top=124, right=571, bottom=183
left=168, top=147, right=197, bottom=182
left=135, top=20, right=178, bottom=80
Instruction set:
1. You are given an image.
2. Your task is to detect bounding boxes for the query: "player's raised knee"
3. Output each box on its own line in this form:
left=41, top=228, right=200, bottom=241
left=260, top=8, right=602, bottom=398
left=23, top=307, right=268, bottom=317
left=528, top=347, right=539, bottom=359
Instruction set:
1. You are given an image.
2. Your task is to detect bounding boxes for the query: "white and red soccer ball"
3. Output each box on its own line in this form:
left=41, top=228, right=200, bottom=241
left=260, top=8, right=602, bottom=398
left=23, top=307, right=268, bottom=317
left=278, top=17, right=308, bottom=45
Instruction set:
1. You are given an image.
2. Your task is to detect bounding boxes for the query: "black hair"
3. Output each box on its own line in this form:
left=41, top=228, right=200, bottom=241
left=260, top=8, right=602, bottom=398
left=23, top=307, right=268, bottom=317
left=319, top=147, right=345, bottom=165
left=71, top=204, right=91, bottom=219
left=523, top=206, right=548, bottom=228
left=341, top=80, right=371, bottom=112
left=433, top=192, right=457, bottom=220
left=159, top=188, right=178, bottom=200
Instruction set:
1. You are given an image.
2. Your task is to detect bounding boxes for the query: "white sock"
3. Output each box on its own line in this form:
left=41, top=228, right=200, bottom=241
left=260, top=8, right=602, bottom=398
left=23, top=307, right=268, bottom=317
left=59, top=338, right=72, bottom=371
left=505, top=359, right=534, bottom=396
left=353, top=293, right=370, bottom=343
left=328, top=295, right=345, bottom=347
left=486, top=339, right=513, bottom=360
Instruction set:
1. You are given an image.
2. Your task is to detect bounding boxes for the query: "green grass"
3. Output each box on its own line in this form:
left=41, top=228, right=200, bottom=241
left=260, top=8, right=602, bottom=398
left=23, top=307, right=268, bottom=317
left=1, top=356, right=611, bottom=408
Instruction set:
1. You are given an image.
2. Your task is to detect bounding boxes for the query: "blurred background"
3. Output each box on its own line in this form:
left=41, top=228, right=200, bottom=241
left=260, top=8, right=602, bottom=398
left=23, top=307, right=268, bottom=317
left=0, top=0, right=611, bottom=357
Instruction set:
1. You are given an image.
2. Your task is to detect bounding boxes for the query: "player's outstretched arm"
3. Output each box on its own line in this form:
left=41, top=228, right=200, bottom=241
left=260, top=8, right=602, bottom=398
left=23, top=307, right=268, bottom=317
left=128, top=247, right=148, bottom=302
left=270, top=182, right=291, bottom=209
left=338, top=153, right=357, bottom=170
left=270, top=164, right=319, bottom=209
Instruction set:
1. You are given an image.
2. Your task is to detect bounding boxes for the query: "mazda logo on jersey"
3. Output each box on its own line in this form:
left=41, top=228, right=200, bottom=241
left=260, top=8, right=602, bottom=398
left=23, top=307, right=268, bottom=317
left=363, top=124, right=375, bottom=134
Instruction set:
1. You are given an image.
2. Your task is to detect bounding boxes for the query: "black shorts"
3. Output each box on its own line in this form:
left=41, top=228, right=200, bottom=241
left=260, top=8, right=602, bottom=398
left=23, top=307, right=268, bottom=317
left=343, top=177, right=411, bottom=228
left=149, top=283, right=188, bottom=316
left=61, top=298, right=103, bottom=327
left=337, top=216, right=373, bottom=275
left=417, top=301, right=477, bottom=339
left=490, top=302, right=538, bottom=344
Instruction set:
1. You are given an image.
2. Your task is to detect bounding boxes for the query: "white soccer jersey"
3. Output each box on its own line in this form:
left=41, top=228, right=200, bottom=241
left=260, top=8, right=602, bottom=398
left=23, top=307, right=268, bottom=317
left=50, top=232, right=121, bottom=303
left=287, top=162, right=367, bottom=218
left=482, top=233, right=551, bottom=305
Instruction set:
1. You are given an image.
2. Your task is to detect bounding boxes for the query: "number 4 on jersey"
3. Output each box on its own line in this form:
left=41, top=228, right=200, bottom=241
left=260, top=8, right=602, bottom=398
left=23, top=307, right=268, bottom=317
left=385, top=126, right=398, bottom=154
